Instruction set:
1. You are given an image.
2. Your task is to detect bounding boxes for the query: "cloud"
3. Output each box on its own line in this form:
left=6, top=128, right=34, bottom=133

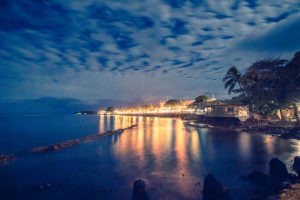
left=235, top=15, right=300, bottom=52
left=169, top=18, right=189, bottom=35
left=265, top=12, right=291, bottom=23
left=164, top=0, right=187, bottom=8
left=0, top=0, right=300, bottom=102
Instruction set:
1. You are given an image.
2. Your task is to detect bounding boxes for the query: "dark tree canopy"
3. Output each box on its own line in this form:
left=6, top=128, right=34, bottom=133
left=141, top=104, right=152, bottom=109
left=195, top=95, right=209, bottom=103
left=106, top=106, right=115, bottom=112
left=223, top=50, right=300, bottom=122
left=164, top=99, right=183, bottom=107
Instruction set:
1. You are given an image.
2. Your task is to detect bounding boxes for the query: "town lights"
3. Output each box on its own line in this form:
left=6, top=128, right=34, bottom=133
left=107, top=105, right=194, bottom=115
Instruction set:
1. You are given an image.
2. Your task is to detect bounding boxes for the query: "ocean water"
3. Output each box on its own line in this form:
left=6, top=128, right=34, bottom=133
left=0, top=115, right=299, bottom=200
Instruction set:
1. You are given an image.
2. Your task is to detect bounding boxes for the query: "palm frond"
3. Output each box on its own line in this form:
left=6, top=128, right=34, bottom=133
left=228, top=82, right=236, bottom=95
left=224, top=79, right=234, bottom=89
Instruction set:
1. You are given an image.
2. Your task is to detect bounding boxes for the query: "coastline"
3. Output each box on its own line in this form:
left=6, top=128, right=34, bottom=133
left=1, top=114, right=299, bottom=199
left=232, top=123, right=300, bottom=141
left=113, top=113, right=300, bottom=140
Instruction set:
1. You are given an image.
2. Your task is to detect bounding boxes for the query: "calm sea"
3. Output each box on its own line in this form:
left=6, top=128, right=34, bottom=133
left=0, top=115, right=299, bottom=199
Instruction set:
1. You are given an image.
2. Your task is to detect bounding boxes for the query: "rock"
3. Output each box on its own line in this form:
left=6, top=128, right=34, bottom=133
left=30, top=139, right=80, bottom=153
left=203, top=174, right=226, bottom=200
left=132, top=179, right=149, bottom=200
left=251, top=189, right=268, bottom=200
left=293, top=156, right=300, bottom=176
left=247, top=170, right=269, bottom=184
left=281, top=181, right=292, bottom=189
left=269, top=158, right=289, bottom=183
left=30, top=125, right=137, bottom=153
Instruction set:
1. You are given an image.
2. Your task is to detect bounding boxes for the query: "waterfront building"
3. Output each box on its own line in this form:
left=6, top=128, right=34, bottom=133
left=194, top=100, right=249, bottom=122
left=276, top=103, right=300, bottom=121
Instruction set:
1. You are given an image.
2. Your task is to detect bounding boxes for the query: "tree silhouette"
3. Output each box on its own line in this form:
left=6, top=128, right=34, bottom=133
left=223, top=66, right=243, bottom=95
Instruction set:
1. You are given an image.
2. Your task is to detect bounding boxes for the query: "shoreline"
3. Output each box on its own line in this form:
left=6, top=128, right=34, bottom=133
left=112, top=113, right=300, bottom=140
left=234, top=121, right=300, bottom=140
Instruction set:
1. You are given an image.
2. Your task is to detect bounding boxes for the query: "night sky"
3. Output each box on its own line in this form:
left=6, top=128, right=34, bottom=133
left=1, top=0, right=300, bottom=104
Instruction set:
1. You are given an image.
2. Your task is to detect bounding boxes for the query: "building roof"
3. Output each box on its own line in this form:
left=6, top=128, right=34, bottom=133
left=195, top=100, right=247, bottom=108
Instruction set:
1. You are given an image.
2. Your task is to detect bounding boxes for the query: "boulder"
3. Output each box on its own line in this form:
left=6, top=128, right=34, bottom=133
left=203, top=174, right=226, bottom=200
left=247, top=170, right=268, bottom=184
left=132, top=179, right=149, bottom=200
left=269, top=158, right=289, bottom=183
left=293, top=156, right=300, bottom=176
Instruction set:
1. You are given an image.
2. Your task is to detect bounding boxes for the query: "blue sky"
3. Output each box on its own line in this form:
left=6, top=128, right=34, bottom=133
left=0, top=0, right=300, bottom=103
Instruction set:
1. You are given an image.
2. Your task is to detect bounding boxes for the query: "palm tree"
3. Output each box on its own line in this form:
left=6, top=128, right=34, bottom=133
left=223, top=66, right=255, bottom=118
left=223, top=52, right=300, bottom=124
left=223, top=66, right=243, bottom=95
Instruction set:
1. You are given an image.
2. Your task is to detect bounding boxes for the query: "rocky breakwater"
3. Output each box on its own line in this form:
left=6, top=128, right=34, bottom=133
left=0, top=125, right=137, bottom=164
left=30, top=124, right=137, bottom=153
left=30, top=139, right=81, bottom=153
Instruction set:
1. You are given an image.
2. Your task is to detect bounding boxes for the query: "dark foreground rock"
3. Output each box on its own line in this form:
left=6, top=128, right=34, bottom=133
left=132, top=179, right=149, bottom=200
left=293, top=156, right=300, bottom=177
left=269, top=158, right=289, bottom=183
left=203, top=174, right=227, bottom=200
left=244, top=158, right=296, bottom=199
left=247, top=170, right=269, bottom=185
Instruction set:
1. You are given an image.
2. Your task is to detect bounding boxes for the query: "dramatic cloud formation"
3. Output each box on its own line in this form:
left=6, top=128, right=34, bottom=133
left=236, top=15, right=300, bottom=52
left=0, top=0, right=299, bottom=103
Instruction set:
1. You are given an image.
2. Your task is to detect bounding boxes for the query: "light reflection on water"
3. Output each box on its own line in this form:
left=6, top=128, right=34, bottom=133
left=0, top=115, right=299, bottom=200
left=97, top=115, right=300, bottom=199
left=111, top=116, right=202, bottom=199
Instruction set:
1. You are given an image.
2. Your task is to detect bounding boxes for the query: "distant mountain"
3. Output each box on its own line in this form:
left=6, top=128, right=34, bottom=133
left=0, top=97, right=140, bottom=115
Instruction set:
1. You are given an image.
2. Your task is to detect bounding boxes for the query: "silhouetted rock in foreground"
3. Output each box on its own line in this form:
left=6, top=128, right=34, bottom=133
left=269, top=158, right=289, bottom=183
left=247, top=170, right=269, bottom=184
left=244, top=158, right=299, bottom=199
left=293, top=156, right=300, bottom=177
left=203, top=174, right=227, bottom=200
left=132, top=179, right=149, bottom=200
